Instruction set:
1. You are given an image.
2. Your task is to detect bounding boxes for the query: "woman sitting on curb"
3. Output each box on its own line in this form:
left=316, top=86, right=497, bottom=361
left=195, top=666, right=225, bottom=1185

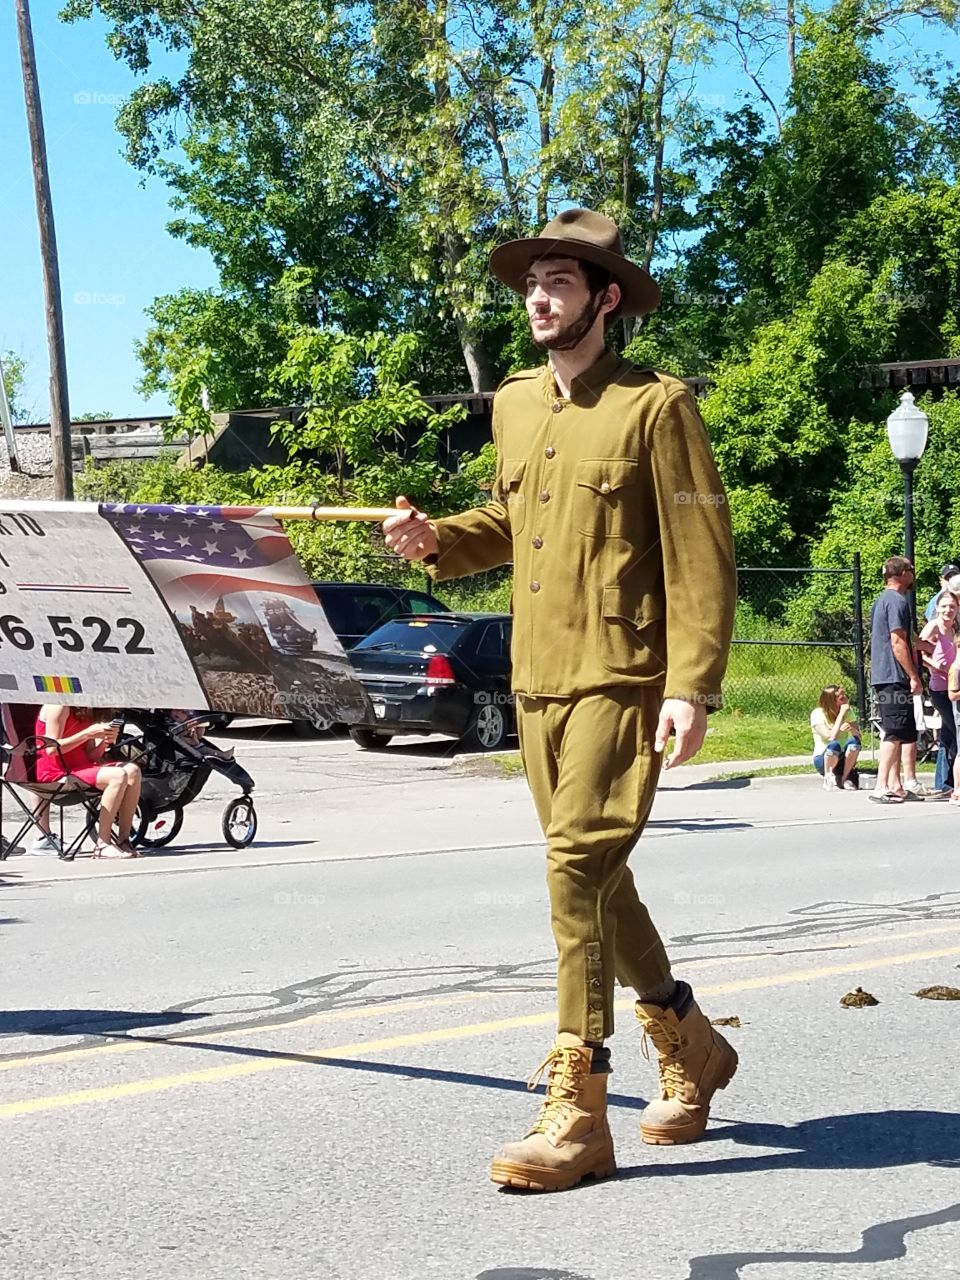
left=810, top=685, right=862, bottom=791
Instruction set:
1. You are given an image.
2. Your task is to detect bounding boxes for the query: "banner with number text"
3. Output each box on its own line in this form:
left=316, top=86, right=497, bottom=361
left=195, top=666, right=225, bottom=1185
left=0, top=501, right=369, bottom=723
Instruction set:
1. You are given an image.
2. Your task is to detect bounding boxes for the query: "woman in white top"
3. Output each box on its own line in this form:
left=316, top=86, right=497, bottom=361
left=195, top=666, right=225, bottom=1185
left=810, top=684, right=862, bottom=791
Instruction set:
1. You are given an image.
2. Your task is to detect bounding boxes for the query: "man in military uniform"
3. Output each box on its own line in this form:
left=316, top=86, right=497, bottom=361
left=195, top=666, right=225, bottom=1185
left=384, top=208, right=738, bottom=1192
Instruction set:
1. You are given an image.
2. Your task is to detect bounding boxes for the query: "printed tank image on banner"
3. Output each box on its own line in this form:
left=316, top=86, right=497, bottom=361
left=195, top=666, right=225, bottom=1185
left=101, top=504, right=370, bottom=723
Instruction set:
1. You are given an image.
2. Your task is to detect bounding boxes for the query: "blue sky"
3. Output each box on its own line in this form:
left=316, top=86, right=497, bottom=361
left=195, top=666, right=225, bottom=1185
left=0, top=4, right=217, bottom=421
left=0, top=6, right=954, bottom=423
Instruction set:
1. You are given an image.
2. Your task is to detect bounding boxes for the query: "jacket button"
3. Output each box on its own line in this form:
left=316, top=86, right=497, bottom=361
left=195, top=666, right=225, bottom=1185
left=530, top=581, right=541, bottom=593
left=539, top=490, right=550, bottom=503
left=545, top=445, right=556, bottom=458
left=600, top=482, right=611, bottom=495
left=532, top=536, right=543, bottom=549
left=551, top=401, right=563, bottom=414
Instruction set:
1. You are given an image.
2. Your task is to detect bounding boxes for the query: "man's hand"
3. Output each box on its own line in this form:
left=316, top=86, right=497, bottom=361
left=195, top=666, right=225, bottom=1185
left=383, top=495, right=438, bottom=562
left=910, top=675, right=923, bottom=696
left=655, top=698, right=708, bottom=770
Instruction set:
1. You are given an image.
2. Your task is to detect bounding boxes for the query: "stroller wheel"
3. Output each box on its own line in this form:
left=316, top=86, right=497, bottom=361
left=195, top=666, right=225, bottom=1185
left=133, top=806, right=184, bottom=849
left=222, top=796, right=257, bottom=848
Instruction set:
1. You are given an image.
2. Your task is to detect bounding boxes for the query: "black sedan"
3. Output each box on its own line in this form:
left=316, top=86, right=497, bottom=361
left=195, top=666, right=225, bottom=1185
left=348, top=613, right=514, bottom=751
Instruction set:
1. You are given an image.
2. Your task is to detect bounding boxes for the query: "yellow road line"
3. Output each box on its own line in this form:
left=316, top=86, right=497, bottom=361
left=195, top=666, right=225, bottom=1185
left=2, top=940, right=958, bottom=1120
left=2, top=921, right=958, bottom=1076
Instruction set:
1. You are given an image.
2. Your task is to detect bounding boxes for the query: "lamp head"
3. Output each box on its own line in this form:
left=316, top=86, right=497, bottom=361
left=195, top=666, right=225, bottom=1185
left=886, top=390, right=929, bottom=464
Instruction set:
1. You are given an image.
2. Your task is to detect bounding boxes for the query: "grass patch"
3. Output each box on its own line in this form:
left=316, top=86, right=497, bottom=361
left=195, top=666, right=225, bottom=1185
left=691, top=712, right=809, bottom=762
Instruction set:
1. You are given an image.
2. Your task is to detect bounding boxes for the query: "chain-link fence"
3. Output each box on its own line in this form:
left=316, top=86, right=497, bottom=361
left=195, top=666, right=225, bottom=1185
left=727, top=559, right=866, bottom=722
left=340, top=540, right=866, bottom=722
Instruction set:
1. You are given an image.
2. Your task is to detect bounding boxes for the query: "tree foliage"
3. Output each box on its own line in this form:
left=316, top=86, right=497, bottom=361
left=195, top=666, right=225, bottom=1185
left=61, top=0, right=960, bottom=627
left=1, top=351, right=31, bottom=423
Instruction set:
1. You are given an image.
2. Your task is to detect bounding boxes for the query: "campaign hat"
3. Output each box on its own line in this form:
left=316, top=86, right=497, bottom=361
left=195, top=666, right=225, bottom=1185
left=489, top=208, right=661, bottom=318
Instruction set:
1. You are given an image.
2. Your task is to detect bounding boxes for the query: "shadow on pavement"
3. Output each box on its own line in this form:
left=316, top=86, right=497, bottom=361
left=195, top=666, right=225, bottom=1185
left=617, top=1109, right=960, bottom=1178
left=0, top=1008, right=211, bottom=1038
left=478, top=1271, right=597, bottom=1280
left=647, top=817, right=753, bottom=832
left=686, top=1200, right=960, bottom=1279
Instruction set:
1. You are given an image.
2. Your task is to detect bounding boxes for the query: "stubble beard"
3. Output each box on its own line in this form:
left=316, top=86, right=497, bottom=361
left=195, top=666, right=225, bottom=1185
left=531, top=293, right=606, bottom=353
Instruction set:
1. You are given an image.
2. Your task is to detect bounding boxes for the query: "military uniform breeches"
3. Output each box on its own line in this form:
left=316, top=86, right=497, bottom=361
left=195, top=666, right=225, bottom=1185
left=517, top=685, right=671, bottom=1042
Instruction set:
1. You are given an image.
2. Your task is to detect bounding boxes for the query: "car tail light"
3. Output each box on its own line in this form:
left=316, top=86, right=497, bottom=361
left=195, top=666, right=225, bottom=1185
left=425, top=654, right=456, bottom=685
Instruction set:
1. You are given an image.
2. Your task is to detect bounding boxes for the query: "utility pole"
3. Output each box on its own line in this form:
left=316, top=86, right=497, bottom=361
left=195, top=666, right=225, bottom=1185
left=15, top=0, right=74, bottom=500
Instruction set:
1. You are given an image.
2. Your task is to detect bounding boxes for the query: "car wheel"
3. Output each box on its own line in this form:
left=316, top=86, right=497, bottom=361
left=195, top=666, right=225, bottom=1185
left=292, top=710, right=337, bottom=737
left=350, top=728, right=394, bottom=750
left=461, top=700, right=509, bottom=752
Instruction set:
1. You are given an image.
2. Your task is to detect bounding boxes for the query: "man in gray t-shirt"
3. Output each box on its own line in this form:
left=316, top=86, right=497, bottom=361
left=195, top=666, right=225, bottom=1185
left=869, top=556, right=924, bottom=803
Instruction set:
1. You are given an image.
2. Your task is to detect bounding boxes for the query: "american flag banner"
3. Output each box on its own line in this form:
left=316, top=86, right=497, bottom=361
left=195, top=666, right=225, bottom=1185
left=100, top=503, right=369, bottom=722
left=101, top=503, right=318, bottom=612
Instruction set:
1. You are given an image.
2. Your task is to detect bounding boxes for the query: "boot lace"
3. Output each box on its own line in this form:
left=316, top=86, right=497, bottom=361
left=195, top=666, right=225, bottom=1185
left=641, top=1017, right=687, bottom=1098
left=526, top=1045, right=590, bottom=1135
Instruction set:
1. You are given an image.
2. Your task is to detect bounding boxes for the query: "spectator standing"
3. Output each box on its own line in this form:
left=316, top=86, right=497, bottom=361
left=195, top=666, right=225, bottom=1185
left=870, top=556, right=926, bottom=805
left=921, top=593, right=959, bottom=797
left=948, top=653, right=960, bottom=801
left=923, top=561, right=960, bottom=621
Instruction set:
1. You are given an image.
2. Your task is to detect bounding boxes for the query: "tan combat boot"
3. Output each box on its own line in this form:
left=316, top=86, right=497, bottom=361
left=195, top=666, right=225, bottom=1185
left=635, top=981, right=738, bottom=1145
left=489, top=1033, right=616, bottom=1192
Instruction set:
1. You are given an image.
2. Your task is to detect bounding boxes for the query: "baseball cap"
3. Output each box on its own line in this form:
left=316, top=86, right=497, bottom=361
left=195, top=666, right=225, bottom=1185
left=941, top=561, right=960, bottom=579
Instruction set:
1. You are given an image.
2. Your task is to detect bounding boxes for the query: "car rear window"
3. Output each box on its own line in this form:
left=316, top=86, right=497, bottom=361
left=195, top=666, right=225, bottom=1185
left=352, top=618, right=466, bottom=652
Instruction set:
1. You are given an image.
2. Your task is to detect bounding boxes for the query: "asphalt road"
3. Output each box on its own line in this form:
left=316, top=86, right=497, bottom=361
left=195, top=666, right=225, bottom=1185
left=2, top=728, right=960, bottom=1280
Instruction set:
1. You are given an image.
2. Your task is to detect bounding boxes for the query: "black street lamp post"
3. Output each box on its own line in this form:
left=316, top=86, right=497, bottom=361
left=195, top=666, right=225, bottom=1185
left=886, top=390, right=929, bottom=621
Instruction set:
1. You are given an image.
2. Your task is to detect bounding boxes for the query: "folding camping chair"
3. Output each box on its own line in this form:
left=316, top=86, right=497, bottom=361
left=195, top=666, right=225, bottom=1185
left=0, top=704, right=102, bottom=862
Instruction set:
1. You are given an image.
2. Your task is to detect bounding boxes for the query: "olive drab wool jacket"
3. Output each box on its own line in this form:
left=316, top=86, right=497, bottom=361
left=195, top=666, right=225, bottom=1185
left=429, top=348, right=737, bottom=704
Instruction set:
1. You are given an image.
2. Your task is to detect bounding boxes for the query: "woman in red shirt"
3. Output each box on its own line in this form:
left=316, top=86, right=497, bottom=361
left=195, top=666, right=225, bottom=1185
left=34, top=705, right=142, bottom=859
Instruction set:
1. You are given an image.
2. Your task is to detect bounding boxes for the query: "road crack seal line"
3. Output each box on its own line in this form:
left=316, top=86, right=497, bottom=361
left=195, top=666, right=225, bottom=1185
left=3, top=940, right=960, bottom=1118
left=686, top=1202, right=960, bottom=1278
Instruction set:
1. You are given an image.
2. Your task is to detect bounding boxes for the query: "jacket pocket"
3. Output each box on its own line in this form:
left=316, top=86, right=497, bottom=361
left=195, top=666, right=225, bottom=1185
left=599, top=586, right=667, bottom=677
left=576, top=458, right=638, bottom=538
left=498, top=458, right=527, bottom=534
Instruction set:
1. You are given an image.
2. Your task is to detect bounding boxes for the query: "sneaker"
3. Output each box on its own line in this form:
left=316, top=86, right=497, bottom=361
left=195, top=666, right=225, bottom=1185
left=842, top=779, right=859, bottom=791
left=900, top=789, right=925, bottom=802
left=822, top=774, right=839, bottom=791
left=28, top=833, right=62, bottom=855
left=903, top=781, right=929, bottom=797
left=0, top=835, right=25, bottom=857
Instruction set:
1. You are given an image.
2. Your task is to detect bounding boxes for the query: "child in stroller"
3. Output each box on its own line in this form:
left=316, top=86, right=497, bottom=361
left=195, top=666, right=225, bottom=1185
left=117, top=709, right=257, bottom=849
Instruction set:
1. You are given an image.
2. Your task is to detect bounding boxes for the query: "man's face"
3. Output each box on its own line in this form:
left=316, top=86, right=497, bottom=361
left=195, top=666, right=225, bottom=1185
left=524, top=257, right=616, bottom=352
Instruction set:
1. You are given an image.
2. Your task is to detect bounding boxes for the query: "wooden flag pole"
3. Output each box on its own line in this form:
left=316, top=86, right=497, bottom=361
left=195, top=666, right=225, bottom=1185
left=263, top=505, right=398, bottom=523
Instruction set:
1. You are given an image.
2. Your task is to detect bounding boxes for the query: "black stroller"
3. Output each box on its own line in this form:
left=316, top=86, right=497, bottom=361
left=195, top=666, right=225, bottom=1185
left=118, top=710, right=258, bottom=850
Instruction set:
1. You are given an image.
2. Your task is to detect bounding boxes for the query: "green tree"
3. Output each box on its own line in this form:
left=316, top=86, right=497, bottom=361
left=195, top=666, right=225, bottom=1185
left=1, top=350, right=31, bottom=423
left=63, top=0, right=725, bottom=389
